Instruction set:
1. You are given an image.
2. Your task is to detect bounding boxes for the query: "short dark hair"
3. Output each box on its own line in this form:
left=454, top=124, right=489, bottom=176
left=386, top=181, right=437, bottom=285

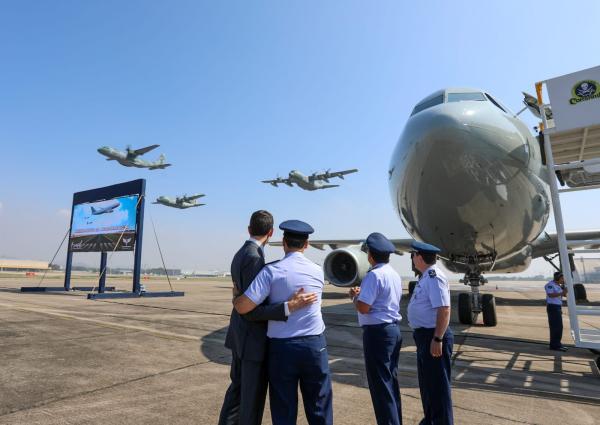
left=249, top=210, right=273, bottom=237
left=370, top=250, right=390, bottom=264
left=554, top=271, right=564, bottom=281
left=418, top=252, right=437, bottom=265
left=283, top=233, right=307, bottom=249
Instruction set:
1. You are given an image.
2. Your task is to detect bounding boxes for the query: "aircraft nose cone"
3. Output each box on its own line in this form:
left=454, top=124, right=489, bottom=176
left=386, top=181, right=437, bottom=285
left=390, top=105, right=545, bottom=260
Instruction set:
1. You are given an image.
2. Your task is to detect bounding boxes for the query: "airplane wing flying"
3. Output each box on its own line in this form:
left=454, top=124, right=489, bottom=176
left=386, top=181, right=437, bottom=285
left=133, top=144, right=160, bottom=155
left=269, top=237, right=415, bottom=253
left=183, top=194, right=205, bottom=201
left=262, top=178, right=292, bottom=187
left=310, top=168, right=358, bottom=182
left=531, top=230, right=600, bottom=258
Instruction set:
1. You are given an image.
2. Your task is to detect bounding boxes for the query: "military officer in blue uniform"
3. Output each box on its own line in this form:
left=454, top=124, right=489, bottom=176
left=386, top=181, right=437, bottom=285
left=234, top=220, right=333, bottom=425
left=349, top=232, right=403, bottom=425
left=407, top=241, right=453, bottom=425
left=545, top=271, right=568, bottom=351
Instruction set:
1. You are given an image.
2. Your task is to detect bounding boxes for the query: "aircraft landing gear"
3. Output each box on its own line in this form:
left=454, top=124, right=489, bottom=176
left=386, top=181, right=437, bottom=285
left=458, top=272, right=497, bottom=326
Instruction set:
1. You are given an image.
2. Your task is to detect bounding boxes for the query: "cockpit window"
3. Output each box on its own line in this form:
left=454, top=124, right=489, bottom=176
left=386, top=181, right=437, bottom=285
left=447, top=92, right=487, bottom=102
left=411, top=94, right=444, bottom=116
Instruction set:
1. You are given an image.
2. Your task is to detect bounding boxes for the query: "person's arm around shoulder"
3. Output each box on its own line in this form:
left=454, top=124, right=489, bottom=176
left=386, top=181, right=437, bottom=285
left=234, top=266, right=271, bottom=315
left=240, top=256, right=317, bottom=321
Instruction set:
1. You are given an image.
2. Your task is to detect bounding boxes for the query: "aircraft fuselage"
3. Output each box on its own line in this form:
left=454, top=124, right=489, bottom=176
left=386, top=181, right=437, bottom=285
left=97, top=147, right=170, bottom=169
left=389, top=88, right=552, bottom=273
left=289, top=171, right=336, bottom=191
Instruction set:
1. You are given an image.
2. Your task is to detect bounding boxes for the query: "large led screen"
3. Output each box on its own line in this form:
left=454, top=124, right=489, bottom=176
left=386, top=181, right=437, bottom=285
left=69, top=195, right=139, bottom=252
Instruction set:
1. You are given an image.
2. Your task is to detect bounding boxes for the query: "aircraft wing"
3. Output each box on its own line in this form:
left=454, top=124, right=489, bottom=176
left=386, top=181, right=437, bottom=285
left=310, top=168, right=358, bottom=182
left=133, top=144, right=160, bottom=155
left=270, top=237, right=415, bottom=253
left=531, top=230, right=600, bottom=258
left=183, top=194, right=205, bottom=201
left=262, top=178, right=292, bottom=187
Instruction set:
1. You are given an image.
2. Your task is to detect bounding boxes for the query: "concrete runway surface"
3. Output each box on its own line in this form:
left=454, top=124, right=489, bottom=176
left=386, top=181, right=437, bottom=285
left=1, top=274, right=599, bottom=425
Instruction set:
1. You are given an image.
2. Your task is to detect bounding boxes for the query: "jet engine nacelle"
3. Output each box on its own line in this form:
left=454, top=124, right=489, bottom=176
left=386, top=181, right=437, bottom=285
left=323, top=246, right=370, bottom=287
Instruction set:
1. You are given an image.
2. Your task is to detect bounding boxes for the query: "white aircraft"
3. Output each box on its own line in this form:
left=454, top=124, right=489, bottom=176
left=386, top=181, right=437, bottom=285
left=97, top=144, right=171, bottom=170
left=153, top=194, right=206, bottom=209
left=295, top=88, right=600, bottom=326
left=262, top=169, right=358, bottom=191
left=91, top=200, right=120, bottom=215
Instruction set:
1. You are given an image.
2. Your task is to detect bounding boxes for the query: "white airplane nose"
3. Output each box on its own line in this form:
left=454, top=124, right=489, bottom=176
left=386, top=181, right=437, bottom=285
left=390, top=104, right=547, bottom=264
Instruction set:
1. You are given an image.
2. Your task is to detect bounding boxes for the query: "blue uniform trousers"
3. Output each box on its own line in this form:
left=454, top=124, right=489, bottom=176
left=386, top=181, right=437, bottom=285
left=363, top=322, right=403, bottom=425
left=413, top=328, right=453, bottom=425
left=546, top=304, right=563, bottom=349
left=268, top=334, right=333, bottom=425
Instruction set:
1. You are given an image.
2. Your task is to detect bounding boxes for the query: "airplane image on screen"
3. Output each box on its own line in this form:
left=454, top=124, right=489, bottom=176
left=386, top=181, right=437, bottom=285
left=97, top=144, right=172, bottom=170
left=283, top=88, right=600, bottom=327
left=152, top=194, right=206, bottom=209
left=90, top=200, right=120, bottom=215
left=262, top=169, right=358, bottom=191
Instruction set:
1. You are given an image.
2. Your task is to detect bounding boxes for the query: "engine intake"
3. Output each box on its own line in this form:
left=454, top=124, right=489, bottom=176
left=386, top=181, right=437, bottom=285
left=323, top=246, right=370, bottom=287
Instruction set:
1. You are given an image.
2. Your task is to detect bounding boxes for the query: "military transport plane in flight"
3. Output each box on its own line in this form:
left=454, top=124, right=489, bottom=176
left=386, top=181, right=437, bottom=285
left=153, top=194, right=206, bottom=209
left=97, top=145, right=171, bottom=169
left=262, top=169, right=358, bottom=191
left=291, top=88, right=600, bottom=327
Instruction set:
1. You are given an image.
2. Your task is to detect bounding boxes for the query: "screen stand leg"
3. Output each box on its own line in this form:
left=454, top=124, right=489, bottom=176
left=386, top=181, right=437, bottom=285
left=64, top=251, right=73, bottom=291
left=98, top=252, right=107, bottom=293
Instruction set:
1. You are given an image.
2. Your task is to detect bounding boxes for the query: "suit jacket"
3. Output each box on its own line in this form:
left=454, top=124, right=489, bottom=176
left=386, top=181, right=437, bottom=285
left=224, top=240, right=287, bottom=362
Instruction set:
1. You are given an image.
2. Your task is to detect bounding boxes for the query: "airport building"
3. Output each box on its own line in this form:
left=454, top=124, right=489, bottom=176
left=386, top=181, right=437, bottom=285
left=0, top=259, right=50, bottom=272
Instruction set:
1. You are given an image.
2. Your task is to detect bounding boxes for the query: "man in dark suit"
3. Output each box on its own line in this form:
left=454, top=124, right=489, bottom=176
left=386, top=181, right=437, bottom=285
left=219, top=210, right=315, bottom=425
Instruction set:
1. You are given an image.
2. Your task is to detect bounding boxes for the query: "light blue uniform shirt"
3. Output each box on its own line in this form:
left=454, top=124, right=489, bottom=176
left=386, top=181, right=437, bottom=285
left=407, top=265, right=450, bottom=329
left=357, top=263, right=402, bottom=326
left=545, top=280, right=563, bottom=306
left=244, top=251, right=325, bottom=339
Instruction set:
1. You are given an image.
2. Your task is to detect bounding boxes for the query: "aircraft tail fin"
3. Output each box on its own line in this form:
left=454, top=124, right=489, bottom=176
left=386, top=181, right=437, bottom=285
left=320, top=184, right=340, bottom=189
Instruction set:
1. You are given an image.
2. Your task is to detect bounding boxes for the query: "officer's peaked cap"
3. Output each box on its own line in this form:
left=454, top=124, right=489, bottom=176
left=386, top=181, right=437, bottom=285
left=411, top=240, right=441, bottom=254
left=279, top=220, right=314, bottom=237
left=366, top=232, right=396, bottom=254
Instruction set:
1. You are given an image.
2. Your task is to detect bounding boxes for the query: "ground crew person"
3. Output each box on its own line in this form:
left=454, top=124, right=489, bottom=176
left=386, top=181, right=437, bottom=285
left=349, top=232, right=403, bottom=425
left=407, top=241, right=453, bottom=425
left=546, top=271, right=568, bottom=351
left=233, top=220, right=333, bottom=425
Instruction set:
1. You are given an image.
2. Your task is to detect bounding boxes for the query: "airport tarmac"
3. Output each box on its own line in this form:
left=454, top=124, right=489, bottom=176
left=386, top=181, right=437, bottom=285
left=1, top=275, right=599, bottom=425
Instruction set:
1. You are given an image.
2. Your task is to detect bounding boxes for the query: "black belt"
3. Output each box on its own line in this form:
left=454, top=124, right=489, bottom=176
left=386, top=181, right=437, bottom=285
left=362, top=320, right=398, bottom=328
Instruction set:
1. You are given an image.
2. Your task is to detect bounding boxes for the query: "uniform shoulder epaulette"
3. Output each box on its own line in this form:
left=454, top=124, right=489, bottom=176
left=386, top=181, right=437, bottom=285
left=428, top=269, right=437, bottom=278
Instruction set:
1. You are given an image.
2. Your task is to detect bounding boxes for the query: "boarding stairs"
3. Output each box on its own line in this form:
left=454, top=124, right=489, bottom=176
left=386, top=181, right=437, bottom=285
left=536, top=82, right=600, bottom=353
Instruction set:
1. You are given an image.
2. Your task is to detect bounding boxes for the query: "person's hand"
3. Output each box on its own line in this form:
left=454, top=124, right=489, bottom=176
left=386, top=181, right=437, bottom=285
left=232, top=286, right=240, bottom=297
left=288, top=288, right=318, bottom=313
left=349, top=286, right=360, bottom=300
left=430, top=338, right=442, bottom=357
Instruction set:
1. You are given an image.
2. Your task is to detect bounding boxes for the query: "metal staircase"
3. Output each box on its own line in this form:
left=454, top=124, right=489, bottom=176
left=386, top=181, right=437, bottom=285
left=536, top=80, right=600, bottom=353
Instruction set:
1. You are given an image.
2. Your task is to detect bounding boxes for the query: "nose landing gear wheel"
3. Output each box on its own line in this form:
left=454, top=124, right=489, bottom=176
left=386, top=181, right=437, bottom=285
left=481, top=294, right=497, bottom=327
left=458, top=293, right=474, bottom=325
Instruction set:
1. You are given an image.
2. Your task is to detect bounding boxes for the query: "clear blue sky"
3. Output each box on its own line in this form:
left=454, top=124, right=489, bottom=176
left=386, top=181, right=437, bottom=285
left=1, top=1, right=599, bottom=275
